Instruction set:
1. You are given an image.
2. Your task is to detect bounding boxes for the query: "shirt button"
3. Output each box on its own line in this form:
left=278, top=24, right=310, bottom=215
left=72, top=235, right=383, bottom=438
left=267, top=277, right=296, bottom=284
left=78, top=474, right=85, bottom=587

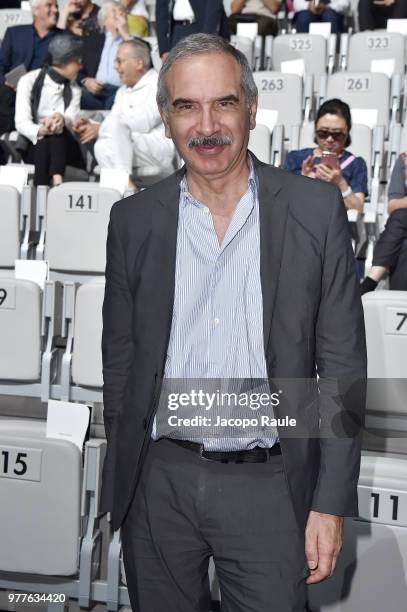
left=213, top=318, right=220, bottom=326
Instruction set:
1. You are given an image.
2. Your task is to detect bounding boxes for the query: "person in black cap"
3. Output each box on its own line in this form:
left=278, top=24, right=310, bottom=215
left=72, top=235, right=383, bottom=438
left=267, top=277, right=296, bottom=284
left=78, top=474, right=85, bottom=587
left=15, top=32, right=86, bottom=186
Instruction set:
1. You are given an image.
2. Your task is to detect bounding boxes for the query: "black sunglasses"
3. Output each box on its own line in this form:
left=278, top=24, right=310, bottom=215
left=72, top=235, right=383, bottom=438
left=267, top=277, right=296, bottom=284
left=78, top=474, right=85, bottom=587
left=315, top=129, right=347, bottom=142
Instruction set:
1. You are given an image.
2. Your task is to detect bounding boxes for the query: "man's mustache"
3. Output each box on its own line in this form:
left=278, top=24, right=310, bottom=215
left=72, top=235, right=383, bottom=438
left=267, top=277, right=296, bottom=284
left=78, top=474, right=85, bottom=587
left=187, top=135, right=232, bottom=149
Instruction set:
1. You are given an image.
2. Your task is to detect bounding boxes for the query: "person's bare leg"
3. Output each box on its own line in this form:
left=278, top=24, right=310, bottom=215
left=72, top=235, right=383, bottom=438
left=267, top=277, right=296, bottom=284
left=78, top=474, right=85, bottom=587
left=367, top=265, right=387, bottom=282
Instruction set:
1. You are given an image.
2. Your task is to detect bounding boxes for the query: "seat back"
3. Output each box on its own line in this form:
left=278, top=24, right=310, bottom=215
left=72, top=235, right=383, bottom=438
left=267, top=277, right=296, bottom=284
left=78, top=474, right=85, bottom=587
left=0, top=419, right=82, bottom=575
left=363, top=290, right=407, bottom=380
left=308, top=454, right=407, bottom=612
left=45, top=183, right=120, bottom=274
left=0, top=185, right=19, bottom=268
left=0, top=8, right=33, bottom=39
left=347, top=31, right=405, bottom=75
left=231, top=35, right=254, bottom=69
left=0, top=278, right=42, bottom=380
left=327, top=72, right=390, bottom=130
left=72, top=281, right=104, bottom=388
left=272, top=34, right=327, bottom=76
left=253, top=71, right=302, bottom=129
left=249, top=124, right=272, bottom=164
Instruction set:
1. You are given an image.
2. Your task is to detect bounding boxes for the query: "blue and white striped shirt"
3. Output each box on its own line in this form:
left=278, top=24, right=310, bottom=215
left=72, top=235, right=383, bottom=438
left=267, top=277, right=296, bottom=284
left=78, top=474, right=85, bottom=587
left=153, top=157, right=278, bottom=450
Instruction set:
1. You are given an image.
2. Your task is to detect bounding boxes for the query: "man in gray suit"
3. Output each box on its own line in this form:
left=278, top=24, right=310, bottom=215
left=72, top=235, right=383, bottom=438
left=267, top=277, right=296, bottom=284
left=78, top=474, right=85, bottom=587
left=102, top=33, right=366, bottom=612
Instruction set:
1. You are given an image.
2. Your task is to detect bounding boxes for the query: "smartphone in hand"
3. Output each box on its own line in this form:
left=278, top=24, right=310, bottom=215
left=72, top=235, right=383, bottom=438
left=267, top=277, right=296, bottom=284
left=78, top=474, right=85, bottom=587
left=320, top=151, right=338, bottom=169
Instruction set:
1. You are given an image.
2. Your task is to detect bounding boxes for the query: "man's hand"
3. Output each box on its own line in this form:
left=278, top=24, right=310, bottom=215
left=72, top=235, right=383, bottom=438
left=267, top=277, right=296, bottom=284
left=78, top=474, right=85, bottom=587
left=73, top=117, right=100, bottom=143
left=305, top=511, right=343, bottom=584
left=84, top=78, right=103, bottom=96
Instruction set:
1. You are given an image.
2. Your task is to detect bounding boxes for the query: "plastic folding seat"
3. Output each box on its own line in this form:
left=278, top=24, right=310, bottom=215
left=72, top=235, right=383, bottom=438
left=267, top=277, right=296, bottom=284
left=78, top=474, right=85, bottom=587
left=308, top=454, right=407, bottom=612
left=253, top=71, right=306, bottom=128
left=0, top=8, right=32, bottom=39
left=0, top=418, right=106, bottom=610
left=249, top=124, right=272, bottom=164
left=362, top=290, right=407, bottom=454
left=347, top=31, right=405, bottom=76
left=36, top=183, right=121, bottom=278
left=271, top=33, right=328, bottom=77
left=60, top=281, right=104, bottom=403
left=326, top=72, right=391, bottom=132
left=0, top=279, right=61, bottom=400
left=231, top=35, right=254, bottom=69
left=0, top=185, right=32, bottom=274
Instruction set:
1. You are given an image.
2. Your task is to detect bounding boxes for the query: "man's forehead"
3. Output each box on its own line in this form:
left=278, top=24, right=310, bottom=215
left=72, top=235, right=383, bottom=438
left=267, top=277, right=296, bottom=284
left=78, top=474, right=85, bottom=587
left=166, top=53, right=242, bottom=99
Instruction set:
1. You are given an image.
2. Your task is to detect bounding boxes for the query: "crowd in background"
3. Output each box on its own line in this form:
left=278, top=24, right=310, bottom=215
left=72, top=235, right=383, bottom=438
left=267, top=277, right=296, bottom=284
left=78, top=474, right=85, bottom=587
left=0, top=0, right=406, bottom=288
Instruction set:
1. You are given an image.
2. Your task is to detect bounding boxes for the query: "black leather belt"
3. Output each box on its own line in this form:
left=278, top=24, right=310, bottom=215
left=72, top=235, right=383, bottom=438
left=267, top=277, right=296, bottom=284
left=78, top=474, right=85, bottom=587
left=166, top=438, right=281, bottom=463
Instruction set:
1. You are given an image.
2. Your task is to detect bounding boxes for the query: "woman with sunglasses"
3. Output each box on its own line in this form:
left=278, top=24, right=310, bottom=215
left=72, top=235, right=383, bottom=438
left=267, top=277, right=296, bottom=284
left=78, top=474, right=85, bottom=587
left=283, top=98, right=368, bottom=213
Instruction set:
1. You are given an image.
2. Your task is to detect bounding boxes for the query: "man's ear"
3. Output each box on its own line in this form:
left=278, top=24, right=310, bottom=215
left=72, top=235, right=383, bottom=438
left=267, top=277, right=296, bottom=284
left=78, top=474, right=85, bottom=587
left=249, top=97, right=258, bottom=131
left=159, top=107, right=172, bottom=139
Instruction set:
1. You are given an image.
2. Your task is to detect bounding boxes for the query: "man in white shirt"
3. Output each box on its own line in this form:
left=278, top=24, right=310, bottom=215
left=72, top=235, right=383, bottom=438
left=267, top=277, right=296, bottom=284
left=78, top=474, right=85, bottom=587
left=73, top=38, right=175, bottom=189
left=293, top=0, right=349, bottom=33
left=229, top=0, right=282, bottom=37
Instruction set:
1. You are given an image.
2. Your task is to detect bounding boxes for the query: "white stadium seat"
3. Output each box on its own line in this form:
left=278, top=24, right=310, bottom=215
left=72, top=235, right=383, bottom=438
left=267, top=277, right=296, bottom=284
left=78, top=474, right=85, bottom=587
left=326, top=72, right=391, bottom=131
left=59, top=281, right=104, bottom=403
left=38, top=183, right=120, bottom=276
left=308, top=454, right=407, bottom=612
left=0, top=8, right=32, bottom=39
left=271, top=34, right=328, bottom=76
left=362, top=291, right=407, bottom=454
left=0, top=280, right=61, bottom=400
left=347, top=31, right=405, bottom=76
left=253, top=71, right=304, bottom=128
left=0, top=185, right=32, bottom=271
left=0, top=418, right=107, bottom=610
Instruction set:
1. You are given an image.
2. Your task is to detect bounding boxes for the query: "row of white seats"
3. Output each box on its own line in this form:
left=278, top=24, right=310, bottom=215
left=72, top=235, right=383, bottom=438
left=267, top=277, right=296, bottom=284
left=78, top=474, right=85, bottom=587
left=1, top=276, right=407, bottom=445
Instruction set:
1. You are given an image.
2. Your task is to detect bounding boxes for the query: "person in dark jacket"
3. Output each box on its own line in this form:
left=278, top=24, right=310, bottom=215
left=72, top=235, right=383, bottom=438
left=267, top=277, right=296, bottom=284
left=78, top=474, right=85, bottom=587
left=155, top=0, right=229, bottom=59
left=0, top=0, right=62, bottom=134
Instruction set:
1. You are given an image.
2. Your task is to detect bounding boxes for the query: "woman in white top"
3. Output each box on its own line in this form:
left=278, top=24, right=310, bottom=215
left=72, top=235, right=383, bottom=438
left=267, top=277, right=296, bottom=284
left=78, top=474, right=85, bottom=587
left=15, top=33, right=84, bottom=186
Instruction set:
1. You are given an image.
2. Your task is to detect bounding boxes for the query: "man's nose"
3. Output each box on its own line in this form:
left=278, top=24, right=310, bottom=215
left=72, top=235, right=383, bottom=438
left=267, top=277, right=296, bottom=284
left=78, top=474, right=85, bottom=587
left=198, top=107, right=218, bottom=136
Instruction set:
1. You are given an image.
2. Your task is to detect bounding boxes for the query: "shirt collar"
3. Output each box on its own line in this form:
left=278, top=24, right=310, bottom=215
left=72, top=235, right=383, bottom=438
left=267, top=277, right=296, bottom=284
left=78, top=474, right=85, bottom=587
left=180, top=153, right=258, bottom=210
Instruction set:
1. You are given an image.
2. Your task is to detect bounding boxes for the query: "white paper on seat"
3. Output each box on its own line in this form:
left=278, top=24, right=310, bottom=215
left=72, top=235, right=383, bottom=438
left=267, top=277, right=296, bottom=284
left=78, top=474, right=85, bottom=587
left=351, top=108, right=378, bottom=130
left=309, top=22, right=331, bottom=39
left=100, top=168, right=128, bottom=196
left=46, top=400, right=90, bottom=452
left=0, top=165, right=28, bottom=194
left=370, top=58, right=395, bottom=78
left=236, top=22, right=258, bottom=40
left=387, top=19, right=407, bottom=35
left=15, top=260, right=49, bottom=290
left=21, top=1, right=31, bottom=10
left=281, top=59, right=305, bottom=77
left=255, top=109, right=278, bottom=132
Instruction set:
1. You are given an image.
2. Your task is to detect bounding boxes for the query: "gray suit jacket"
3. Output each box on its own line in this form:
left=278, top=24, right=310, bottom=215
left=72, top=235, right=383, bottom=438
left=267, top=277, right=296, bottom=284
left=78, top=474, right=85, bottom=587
left=101, top=156, right=367, bottom=531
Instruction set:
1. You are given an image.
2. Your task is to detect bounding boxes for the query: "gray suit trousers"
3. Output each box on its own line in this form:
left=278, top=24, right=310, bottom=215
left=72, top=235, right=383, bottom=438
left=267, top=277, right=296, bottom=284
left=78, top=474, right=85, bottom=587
left=122, top=438, right=309, bottom=612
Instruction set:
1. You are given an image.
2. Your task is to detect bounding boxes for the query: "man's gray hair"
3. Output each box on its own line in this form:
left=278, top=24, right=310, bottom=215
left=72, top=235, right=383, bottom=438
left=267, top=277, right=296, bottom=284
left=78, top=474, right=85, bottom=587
left=119, top=38, right=152, bottom=71
left=98, top=0, right=120, bottom=28
left=156, top=33, right=258, bottom=111
left=29, top=0, right=45, bottom=9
